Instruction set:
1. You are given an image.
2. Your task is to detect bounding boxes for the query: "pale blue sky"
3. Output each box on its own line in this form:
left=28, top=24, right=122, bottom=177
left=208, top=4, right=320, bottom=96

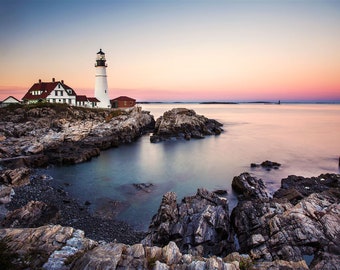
left=1, top=0, right=340, bottom=101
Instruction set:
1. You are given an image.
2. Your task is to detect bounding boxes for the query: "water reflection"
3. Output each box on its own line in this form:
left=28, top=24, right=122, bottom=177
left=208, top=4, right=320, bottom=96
left=47, top=104, right=340, bottom=230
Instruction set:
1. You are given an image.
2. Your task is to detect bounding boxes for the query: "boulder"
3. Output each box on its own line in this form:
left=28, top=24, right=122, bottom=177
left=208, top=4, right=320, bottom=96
left=251, top=160, right=281, bottom=170
left=150, top=108, right=223, bottom=143
left=232, top=172, right=271, bottom=201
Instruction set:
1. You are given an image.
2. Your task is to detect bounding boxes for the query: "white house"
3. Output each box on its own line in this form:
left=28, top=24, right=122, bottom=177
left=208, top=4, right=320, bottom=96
left=22, top=78, right=100, bottom=108
left=23, top=78, right=77, bottom=105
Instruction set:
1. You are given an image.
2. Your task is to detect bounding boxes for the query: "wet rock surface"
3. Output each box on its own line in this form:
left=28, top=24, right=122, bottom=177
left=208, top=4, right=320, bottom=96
left=150, top=108, right=223, bottom=143
left=0, top=104, right=155, bottom=168
left=251, top=160, right=281, bottom=170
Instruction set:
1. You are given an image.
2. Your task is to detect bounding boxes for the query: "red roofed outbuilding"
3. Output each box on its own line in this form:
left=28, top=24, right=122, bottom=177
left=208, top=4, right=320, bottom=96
left=110, top=96, right=136, bottom=108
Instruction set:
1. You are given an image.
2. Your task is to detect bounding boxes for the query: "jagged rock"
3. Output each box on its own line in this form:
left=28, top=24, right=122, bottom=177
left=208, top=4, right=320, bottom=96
left=251, top=160, right=281, bottom=170
left=231, top=174, right=340, bottom=269
left=150, top=108, right=223, bottom=143
left=142, top=188, right=235, bottom=257
left=1, top=200, right=60, bottom=227
left=162, top=241, right=182, bottom=265
left=232, top=172, right=271, bottom=200
left=0, top=167, right=31, bottom=187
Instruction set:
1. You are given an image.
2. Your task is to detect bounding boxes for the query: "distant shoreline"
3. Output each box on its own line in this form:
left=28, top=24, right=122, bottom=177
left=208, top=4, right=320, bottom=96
left=137, top=101, right=340, bottom=105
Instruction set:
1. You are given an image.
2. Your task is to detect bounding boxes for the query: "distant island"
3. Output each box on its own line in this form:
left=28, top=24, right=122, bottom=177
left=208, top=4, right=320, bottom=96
left=200, top=101, right=239, bottom=104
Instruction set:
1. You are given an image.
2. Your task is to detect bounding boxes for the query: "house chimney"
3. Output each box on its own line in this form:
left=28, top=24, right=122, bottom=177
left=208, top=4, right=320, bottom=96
left=39, top=79, right=41, bottom=84
left=61, top=80, right=64, bottom=84
left=52, top=78, right=55, bottom=82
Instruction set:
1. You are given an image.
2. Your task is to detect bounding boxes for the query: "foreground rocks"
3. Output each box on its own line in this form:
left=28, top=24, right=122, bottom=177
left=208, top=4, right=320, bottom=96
left=150, top=108, right=223, bottom=143
left=142, top=188, right=235, bottom=257
left=0, top=225, right=246, bottom=270
left=1, top=163, right=339, bottom=269
left=231, top=173, right=340, bottom=270
left=0, top=104, right=155, bottom=168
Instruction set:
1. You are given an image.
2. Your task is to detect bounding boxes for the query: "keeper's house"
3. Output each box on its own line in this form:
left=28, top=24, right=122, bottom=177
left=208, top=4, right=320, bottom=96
left=22, top=78, right=100, bottom=108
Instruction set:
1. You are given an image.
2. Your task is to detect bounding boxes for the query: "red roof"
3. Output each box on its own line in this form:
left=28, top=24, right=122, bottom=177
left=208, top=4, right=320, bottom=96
left=22, top=81, right=76, bottom=100
left=76, top=95, right=88, bottom=102
left=111, top=96, right=136, bottom=102
left=88, top=97, right=100, bottom=102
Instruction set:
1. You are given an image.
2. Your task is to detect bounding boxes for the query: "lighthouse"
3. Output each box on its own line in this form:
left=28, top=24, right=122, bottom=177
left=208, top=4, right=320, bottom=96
left=94, top=49, right=111, bottom=108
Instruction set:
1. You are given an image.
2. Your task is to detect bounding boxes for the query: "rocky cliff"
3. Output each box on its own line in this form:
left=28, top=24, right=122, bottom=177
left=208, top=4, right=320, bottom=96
left=0, top=104, right=155, bottom=168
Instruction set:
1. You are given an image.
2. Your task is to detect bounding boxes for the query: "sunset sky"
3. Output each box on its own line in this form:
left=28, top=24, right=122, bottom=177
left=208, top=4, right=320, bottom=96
left=1, top=0, right=340, bottom=102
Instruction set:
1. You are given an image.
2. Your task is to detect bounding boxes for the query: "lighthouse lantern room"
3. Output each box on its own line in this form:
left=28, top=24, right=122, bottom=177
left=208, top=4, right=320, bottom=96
left=94, top=49, right=111, bottom=108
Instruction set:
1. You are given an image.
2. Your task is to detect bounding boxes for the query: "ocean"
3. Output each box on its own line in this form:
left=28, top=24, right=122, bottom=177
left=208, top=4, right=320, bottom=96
left=46, top=103, right=340, bottom=230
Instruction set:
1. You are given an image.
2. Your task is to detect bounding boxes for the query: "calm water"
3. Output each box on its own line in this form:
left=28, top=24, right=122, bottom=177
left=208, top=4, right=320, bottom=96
left=46, top=104, right=340, bottom=230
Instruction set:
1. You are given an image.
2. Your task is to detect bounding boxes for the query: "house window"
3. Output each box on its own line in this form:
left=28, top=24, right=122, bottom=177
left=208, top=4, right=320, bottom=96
left=60, top=91, right=63, bottom=96
left=69, top=99, right=72, bottom=104
left=53, top=99, right=56, bottom=103
left=55, top=91, right=58, bottom=96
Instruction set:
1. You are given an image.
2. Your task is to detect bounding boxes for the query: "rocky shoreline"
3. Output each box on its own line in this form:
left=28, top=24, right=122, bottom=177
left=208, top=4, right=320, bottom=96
left=0, top=103, right=155, bottom=168
left=1, top=104, right=339, bottom=269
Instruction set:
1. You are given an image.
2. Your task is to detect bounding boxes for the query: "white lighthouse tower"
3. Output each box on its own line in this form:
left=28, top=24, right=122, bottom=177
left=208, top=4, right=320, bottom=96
left=94, top=49, right=111, bottom=108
